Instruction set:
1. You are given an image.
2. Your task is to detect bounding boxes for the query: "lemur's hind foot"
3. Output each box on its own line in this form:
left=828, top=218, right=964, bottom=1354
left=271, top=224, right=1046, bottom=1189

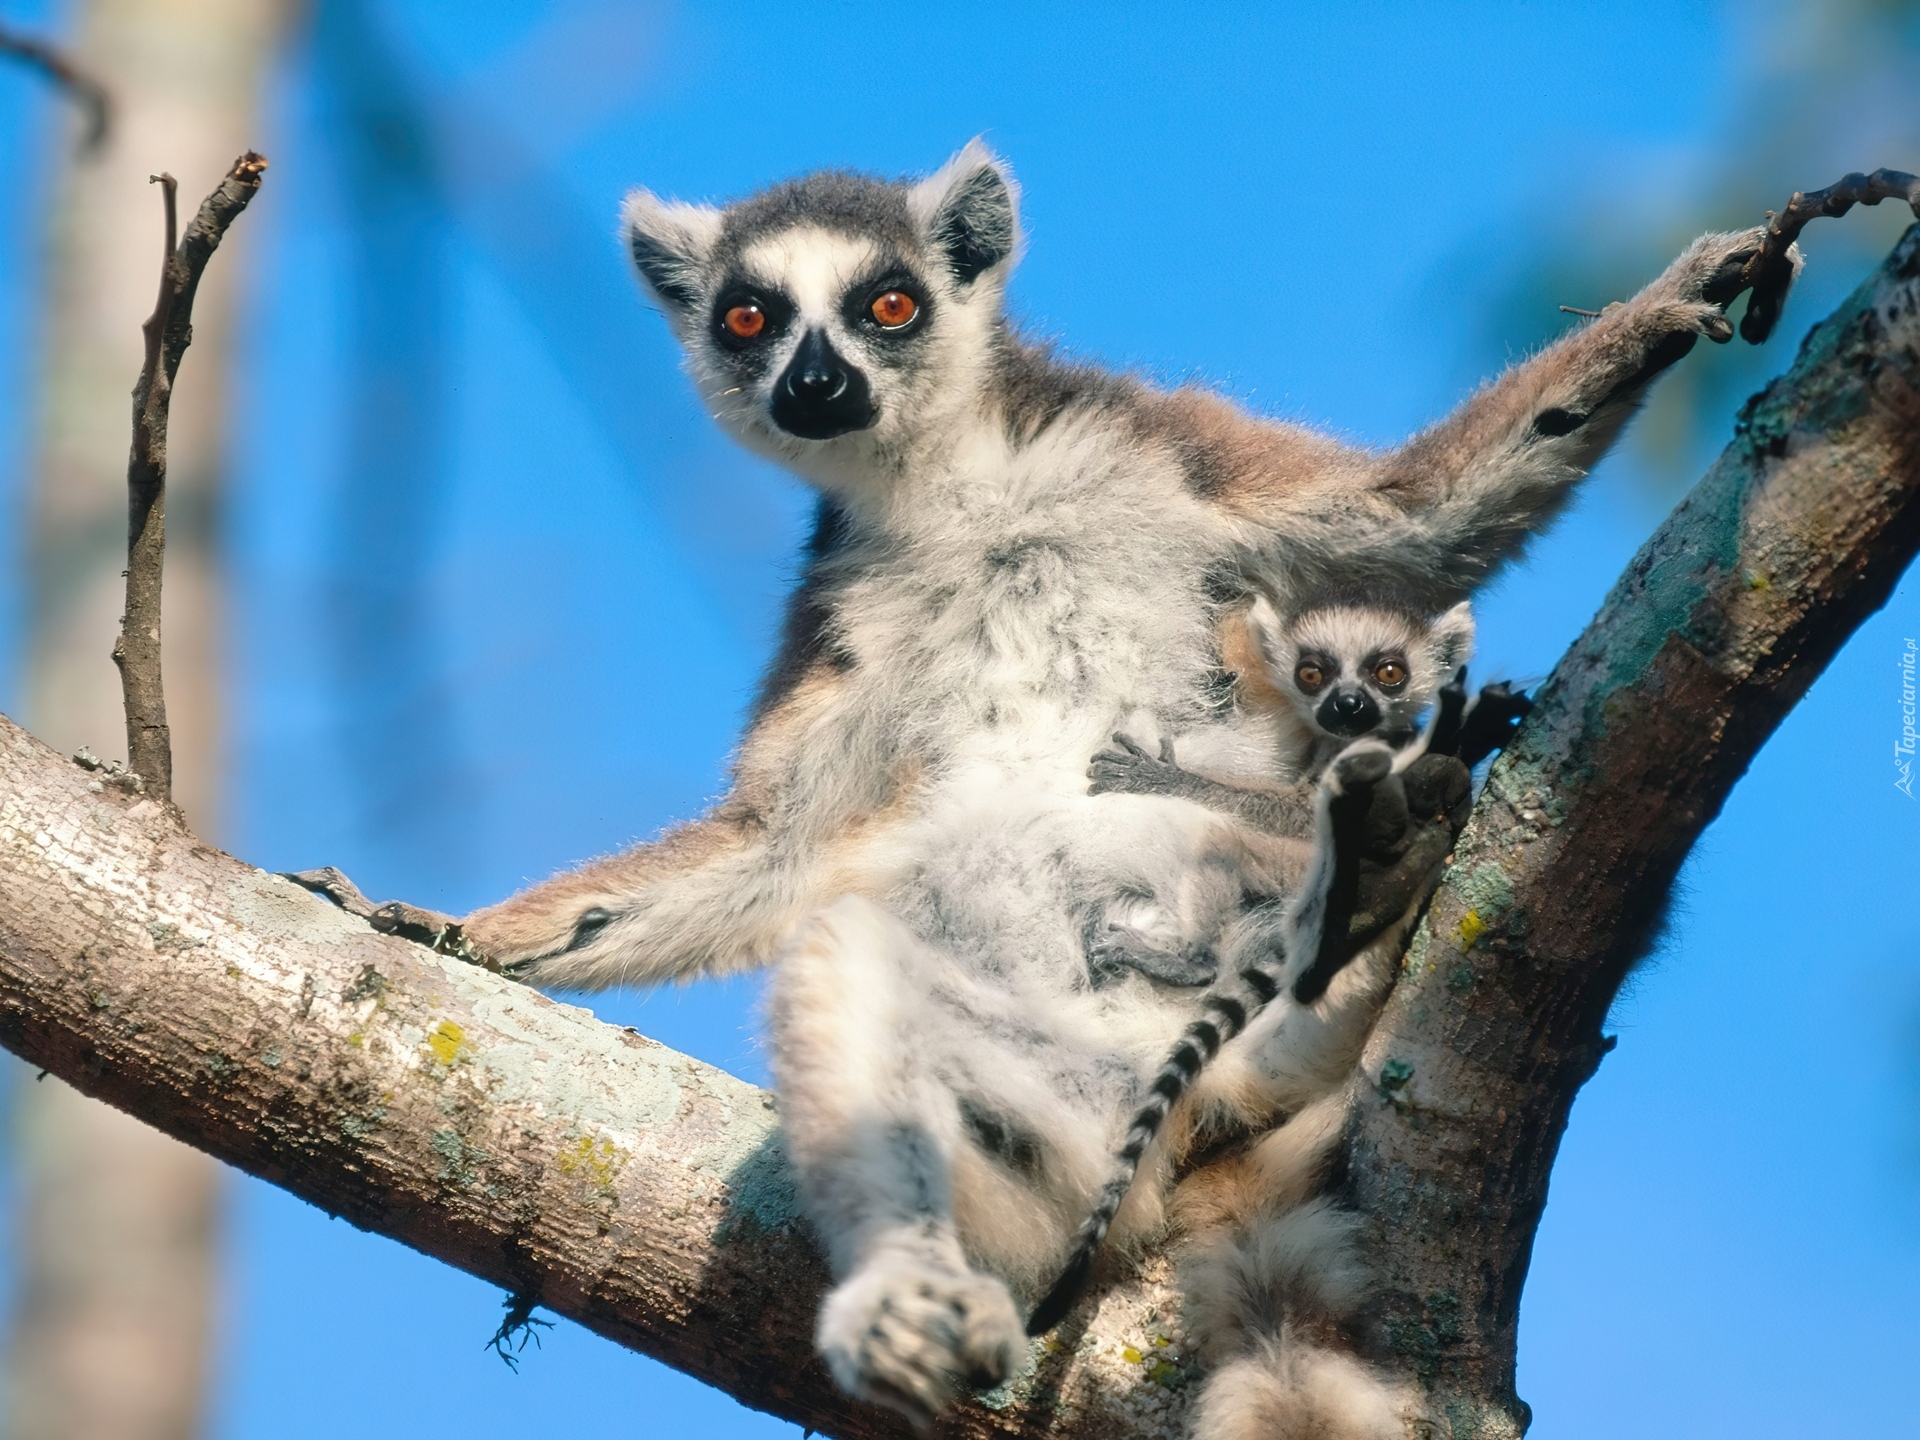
left=816, top=1250, right=1026, bottom=1432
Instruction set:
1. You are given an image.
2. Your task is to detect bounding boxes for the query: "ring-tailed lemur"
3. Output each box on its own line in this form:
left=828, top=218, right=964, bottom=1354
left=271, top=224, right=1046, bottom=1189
left=1082, top=592, right=1525, bottom=992
left=458, top=142, right=1794, bottom=1436
left=1043, top=595, right=1533, bottom=1332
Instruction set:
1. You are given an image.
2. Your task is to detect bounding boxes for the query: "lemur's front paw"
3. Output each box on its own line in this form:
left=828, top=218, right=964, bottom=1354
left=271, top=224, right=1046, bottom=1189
left=1452, top=682, right=1534, bottom=769
left=818, top=1257, right=1025, bottom=1431
left=1647, top=226, right=1793, bottom=344
left=1345, top=754, right=1471, bottom=948
left=1087, top=731, right=1181, bottom=796
left=284, top=868, right=496, bottom=970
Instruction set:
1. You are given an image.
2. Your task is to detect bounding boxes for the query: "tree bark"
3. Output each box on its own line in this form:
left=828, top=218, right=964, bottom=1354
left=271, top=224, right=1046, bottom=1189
left=1347, top=224, right=1920, bottom=1433
left=0, top=230, right=1915, bottom=1440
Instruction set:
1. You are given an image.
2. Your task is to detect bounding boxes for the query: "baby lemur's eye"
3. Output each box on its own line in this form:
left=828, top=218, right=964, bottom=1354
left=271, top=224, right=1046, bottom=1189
left=870, top=290, right=918, bottom=328
left=1294, top=661, right=1326, bottom=693
left=723, top=303, right=766, bottom=339
left=1372, top=658, right=1408, bottom=688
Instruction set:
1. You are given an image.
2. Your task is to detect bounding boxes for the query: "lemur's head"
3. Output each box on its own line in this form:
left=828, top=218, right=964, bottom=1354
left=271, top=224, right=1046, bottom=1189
left=1248, top=592, right=1475, bottom=744
left=621, top=141, right=1019, bottom=487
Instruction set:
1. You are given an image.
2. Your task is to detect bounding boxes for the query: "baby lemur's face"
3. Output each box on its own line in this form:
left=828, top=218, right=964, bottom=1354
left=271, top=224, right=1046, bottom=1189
left=1248, top=595, right=1475, bottom=744
left=615, top=141, right=1018, bottom=486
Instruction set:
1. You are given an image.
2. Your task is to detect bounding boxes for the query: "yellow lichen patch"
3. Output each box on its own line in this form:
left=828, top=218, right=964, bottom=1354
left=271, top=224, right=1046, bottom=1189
left=1455, top=909, right=1488, bottom=950
left=426, top=1019, right=467, bottom=1067
left=555, top=1133, right=628, bottom=1192
left=1746, top=571, right=1771, bottom=591
left=1120, top=1346, right=1144, bottom=1364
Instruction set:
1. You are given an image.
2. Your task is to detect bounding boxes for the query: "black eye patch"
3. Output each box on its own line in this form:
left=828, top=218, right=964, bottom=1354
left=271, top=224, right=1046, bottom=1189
left=840, top=267, right=931, bottom=339
left=571, top=908, right=617, bottom=947
left=710, top=280, right=794, bottom=358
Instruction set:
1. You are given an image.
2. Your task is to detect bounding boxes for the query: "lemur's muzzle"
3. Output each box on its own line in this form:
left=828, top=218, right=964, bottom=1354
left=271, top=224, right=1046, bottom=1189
left=1318, top=688, right=1380, bottom=737
left=771, top=328, right=876, bottom=439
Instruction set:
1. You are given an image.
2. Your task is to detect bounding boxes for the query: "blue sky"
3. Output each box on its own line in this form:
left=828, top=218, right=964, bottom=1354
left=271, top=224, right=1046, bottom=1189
left=1, top=3, right=1916, bottom=1436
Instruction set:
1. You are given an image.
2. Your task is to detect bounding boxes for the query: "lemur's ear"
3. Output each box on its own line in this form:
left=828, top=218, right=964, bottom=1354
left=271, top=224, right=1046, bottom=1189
left=910, top=139, right=1020, bottom=285
left=1246, top=593, right=1286, bottom=669
left=621, top=189, right=723, bottom=313
left=1431, top=601, right=1476, bottom=673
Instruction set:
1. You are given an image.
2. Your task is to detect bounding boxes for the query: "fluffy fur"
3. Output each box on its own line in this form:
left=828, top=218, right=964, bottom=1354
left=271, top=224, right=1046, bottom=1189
left=460, top=141, right=1793, bottom=1435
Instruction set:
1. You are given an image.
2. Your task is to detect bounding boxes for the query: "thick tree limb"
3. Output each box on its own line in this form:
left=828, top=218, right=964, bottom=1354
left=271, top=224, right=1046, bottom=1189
left=0, top=231, right=1915, bottom=1439
left=114, top=153, right=267, bottom=806
left=1345, top=224, right=1920, bottom=1432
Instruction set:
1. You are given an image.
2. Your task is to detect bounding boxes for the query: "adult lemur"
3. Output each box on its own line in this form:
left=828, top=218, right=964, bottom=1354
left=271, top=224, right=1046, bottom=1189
left=459, top=142, right=1794, bottom=1436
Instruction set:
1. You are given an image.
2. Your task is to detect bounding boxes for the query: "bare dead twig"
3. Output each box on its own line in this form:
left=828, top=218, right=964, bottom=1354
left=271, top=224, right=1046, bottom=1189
left=112, top=152, right=267, bottom=809
left=1558, top=304, right=1604, bottom=318
left=1740, top=167, right=1920, bottom=342
left=0, top=22, right=112, bottom=152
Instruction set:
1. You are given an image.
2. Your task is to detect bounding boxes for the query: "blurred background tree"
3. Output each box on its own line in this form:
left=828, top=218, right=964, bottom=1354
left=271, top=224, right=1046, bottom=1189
left=0, top=1, right=1914, bottom=1437
left=9, top=2, right=286, bottom=1437
left=1451, top=0, right=1920, bottom=499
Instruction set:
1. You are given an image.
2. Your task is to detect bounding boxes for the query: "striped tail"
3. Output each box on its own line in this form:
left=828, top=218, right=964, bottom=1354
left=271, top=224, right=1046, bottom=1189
left=1027, top=737, right=1402, bottom=1335
left=1026, top=964, right=1282, bottom=1336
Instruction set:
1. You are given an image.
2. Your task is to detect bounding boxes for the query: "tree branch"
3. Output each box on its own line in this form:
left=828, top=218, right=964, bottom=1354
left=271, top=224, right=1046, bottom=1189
left=0, top=230, right=1915, bottom=1440
left=1346, top=223, right=1920, bottom=1431
left=114, top=153, right=267, bottom=805
left=0, top=21, right=112, bottom=151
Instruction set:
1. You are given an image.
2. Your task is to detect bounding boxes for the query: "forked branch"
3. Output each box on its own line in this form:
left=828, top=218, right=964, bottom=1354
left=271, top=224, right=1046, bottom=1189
left=0, top=212, right=1914, bottom=1438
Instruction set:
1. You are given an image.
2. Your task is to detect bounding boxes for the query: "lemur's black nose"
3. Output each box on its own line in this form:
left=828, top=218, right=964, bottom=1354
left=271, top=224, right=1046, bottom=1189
left=787, top=330, right=849, bottom=401
left=770, top=329, right=876, bottom=439
left=1318, top=688, right=1381, bottom=737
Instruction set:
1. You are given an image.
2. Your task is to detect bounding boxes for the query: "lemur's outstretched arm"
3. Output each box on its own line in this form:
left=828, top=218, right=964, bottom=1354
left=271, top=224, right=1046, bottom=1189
left=1208, top=228, right=1796, bottom=604
left=456, top=656, right=877, bottom=991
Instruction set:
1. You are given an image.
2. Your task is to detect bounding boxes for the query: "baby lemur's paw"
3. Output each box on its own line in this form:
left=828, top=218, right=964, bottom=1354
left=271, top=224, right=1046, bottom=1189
left=818, top=1256, right=1025, bottom=1431
left=1087, top=731, right=1182, bottom=797
left=1087, top=928, right=1220, bottom=989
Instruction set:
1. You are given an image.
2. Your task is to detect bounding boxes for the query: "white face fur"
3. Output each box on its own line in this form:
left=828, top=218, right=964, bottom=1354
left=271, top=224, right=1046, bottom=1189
left=1248, top=594, right=1475, bottom=746
left=619, top=141, right=1018, bottom=497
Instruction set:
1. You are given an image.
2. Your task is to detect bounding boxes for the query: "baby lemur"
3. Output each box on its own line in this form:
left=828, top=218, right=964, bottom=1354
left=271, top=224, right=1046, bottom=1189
left=1042, top=596, right=1529, bottom=1334
left=455, top=142, right=1792, bottom=1437
left=1081, top=592, right=1523, bottom=994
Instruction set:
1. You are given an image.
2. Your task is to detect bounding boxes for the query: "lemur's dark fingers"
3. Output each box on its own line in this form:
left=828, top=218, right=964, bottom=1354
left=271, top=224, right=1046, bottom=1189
left=1400, top=753, right=1473, bottom=833
left=1426, top=665, right=1471, bottom=757
left=284, top=866, right=379, bottom=919
left=1359, top=773, right=1412, bottom=862
left=1111, top=731, right=1150, bottom=758
left=1158, top=734, right=1177, bottom=765
left=1740, top=169, right=1920, bottom=343
left=1295, top=748, right=1395, bottom=1004
left=1452, top=684, right=1535, bottom=768
left=284, top=867, right=495, bottom=969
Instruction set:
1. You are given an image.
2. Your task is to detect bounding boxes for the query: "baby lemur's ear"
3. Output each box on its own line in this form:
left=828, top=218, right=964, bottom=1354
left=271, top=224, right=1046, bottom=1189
left=1430, top=601, right=1476, bottom=674
left=621, top=189, right=724, bottom=313
left=1245, top=592, right=1286, bottom=669
left=910, top=139, right=1021, bottom=285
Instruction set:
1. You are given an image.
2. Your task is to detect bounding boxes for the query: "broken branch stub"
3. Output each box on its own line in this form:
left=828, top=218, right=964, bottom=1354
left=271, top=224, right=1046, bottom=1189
left=113, top=151, right=267, bottom=808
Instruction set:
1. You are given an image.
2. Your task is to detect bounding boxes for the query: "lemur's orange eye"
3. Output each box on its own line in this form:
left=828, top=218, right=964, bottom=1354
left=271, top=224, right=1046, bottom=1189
left=1295, top=662, right=1325, bottom=693
left=723, top=304, right=765, bottom=338
left=1373, top=659, right=1408, bottom=687
left=870, top=291, right=917, bottom=327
